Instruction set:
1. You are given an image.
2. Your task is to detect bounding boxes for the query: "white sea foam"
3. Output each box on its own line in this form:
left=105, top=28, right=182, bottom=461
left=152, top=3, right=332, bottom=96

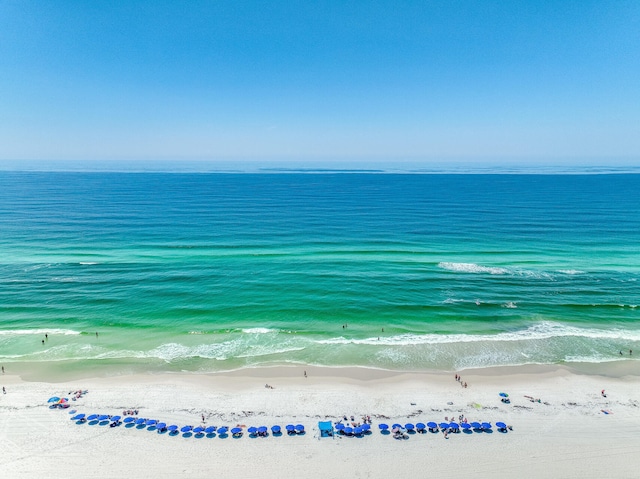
left=79, top=262, right=99, bottom=265
left=242, top=327, right=276, bottom=334
left=0, top=329, right=81, bottom=336
left=317, top=322, right=640, bottom=346
left=438, top=262, right=508, bottom=275
left=558, top=269, right=585, bottom=275
left=502, top=301, right=517, bottom=308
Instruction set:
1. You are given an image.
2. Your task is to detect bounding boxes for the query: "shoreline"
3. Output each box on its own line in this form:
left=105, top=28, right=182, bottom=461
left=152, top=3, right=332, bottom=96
left=2, top=363, right=640, bottom=478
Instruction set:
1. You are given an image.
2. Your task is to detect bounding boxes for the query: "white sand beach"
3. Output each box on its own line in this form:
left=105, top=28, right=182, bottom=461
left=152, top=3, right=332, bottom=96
left=1, top=363, right=640, bottom=478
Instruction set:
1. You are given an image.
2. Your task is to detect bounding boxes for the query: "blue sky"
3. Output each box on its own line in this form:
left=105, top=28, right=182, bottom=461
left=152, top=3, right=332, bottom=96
left=1, top=1, right=639, bottom=165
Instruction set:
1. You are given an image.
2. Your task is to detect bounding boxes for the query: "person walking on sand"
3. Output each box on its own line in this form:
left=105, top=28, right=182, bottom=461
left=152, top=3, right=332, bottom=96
left=2, top=387, right=5, bottom=394
left=304, top=370, right=307, bottom=378
left=601, top=389, right=607, bottom=397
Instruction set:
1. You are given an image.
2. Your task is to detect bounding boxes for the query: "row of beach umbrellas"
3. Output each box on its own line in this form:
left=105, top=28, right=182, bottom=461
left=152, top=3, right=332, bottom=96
left=377, top=421, right=503, bottom=432
left=69, top=413, right=305, bottom=435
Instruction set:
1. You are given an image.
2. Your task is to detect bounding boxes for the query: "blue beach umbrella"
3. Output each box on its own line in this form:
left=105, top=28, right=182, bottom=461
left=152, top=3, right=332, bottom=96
left=439, top=422, right=450, bottom=430
left=135, top=418, right=146, bottom=425
left=248, top=426, right=258, bottom=434
left=258, top=426, right=267, bottom=434
left=72, top=414, right=85, bottom=421
left=156, top=422, right=167, bottom=430
left=87, top=414, right=99, bottom=421
left=48, top=397, right=60, bottom=403
left=123, top=417, right=135, bottom=423
left=217, top=427, right=228, bottom=435
left=271, top=425, right=281, bottom=434
left=471, top=422, right=482, bottom=429
left=499, top=392, right=509, bottom=397
left=295, top=424, right=304, bottom=432
left=496, top=422, right=507, bottom=429
left=110, top=415, right=121, bottom=422
left=231, top=427, right=242, bottom=435
left=392, top=423, right=402, bottom=429
left=167, top=425, right=178, bottom=431
left=361, top=423, right=371, bottom=431
left=427, top=422, right=438, bottom=429
left=354, top=427, right=363, bottom=435
left=482, top=422, right=492, bottom=429
left=98, top=415, right=109, bottom=421
left=378, top=423, right=389, bottom=430
left=344, top=427, right=353, bottom=435
left=405, top=423, right=415, bottom=430
left=193, top=426, right=204, bottom=434
left=285, top=425, right=295, bottom=432
left=146, top=419, right=157, bottom=427
left=461, top=423, right=471, bottom=430
left=335, top=423, right=345, bottom=431
left=204, top=426, right=216, bottom=434
left=416, top=422, right=425, bottom=430
left=450, top=423, right=460, bottom=430
left=180, top=425, right=193, bottom=433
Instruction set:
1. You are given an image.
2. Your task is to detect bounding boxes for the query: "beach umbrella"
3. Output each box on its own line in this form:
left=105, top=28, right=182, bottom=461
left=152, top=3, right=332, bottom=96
left=378, top=424, right=389, bottom=430
left=98, top=414, right=109, bottom=421
left=48, top=397, right=60, bottom=403
left=286, top=425, right=295, bottom=432
left=271, top=425, right=281, bottom=433
left=354, top=427, right=363, bottom=435
left=71, top=413, right=85, bottom=421
left=87, top=414, right=99, bottom=421
left=392, top=423, right=402, bottom=429
left=499, top=392, right=509, bottom=397
left=258, top=426, right=267, bottom=434
left=344, top=427, right=353, bottom=435
left=496, top=422, right=507, bottom=429
left=405, top=423, right=415, bottom=430
left=335, top=423, right=345, bottom=431
left=248, top=426, right=258, bottom=434
left=167, top=425, right=178, bottom=431
left=361, top=424, right=371, bottom=431
left=439, top=422, right=450, bottom=430
left=135, top=418, right=146, bottom=425
left=146, top=419, right=157, bottom=427
left=156, top=422, right=167, bottom=430
left=482, top=422, right=492, bottom=429
left=461, top=423, right=471, bottom=430
left=471, top=422, right=482, bottom=429
left=295, top=424, right=304, bottom=432
left=449, top=422, right=460, bottom=430
left=204, top=426, right=216, bottom=434
left=217, top=427, right=228, bottom=434
left=427, top=422, right=438, bottom=429
left=110, top=415, right=121, bottom=423
left=180, top=425, right=192, bottom=433
left=123, top=417, right=135, bottom=423
left=416, top=422, right=425, bottom=430
left=193, top=426, right=204, bottom=434
left=57, top=398, right=69, bottom=405
left=231, top=427, right=242, bottom=435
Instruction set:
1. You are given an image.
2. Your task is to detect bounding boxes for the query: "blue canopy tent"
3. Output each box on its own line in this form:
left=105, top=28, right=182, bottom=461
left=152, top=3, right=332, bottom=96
left=318, top=421, right=333, bottom=438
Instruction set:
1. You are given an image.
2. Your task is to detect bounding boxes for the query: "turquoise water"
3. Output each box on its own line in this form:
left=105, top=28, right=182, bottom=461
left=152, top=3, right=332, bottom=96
left=1, top=172, right=639, bottom=374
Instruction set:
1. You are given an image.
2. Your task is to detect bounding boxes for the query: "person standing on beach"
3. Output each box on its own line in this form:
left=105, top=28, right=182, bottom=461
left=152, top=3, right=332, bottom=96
left=2, top=366, right=4, bottom=374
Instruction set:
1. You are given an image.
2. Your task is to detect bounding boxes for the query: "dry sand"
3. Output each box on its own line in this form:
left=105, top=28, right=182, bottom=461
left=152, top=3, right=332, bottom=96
left=1, top=363, right=640, bottom=478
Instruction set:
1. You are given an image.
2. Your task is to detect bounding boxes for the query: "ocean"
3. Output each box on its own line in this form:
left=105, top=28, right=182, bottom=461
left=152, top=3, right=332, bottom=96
left=1, top=171, right=639, bottom=377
